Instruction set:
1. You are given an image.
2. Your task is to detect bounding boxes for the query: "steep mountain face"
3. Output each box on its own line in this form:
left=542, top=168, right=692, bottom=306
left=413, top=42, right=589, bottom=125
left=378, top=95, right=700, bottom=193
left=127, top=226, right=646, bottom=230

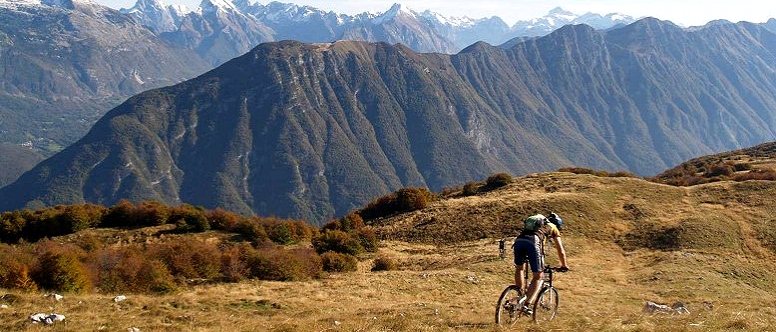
left=0, top=0, right=638, bottom=188
left=3, top=19, right=776, bottom=224
left=0, top=0, right=210, bottom=169
left=0, top=143, right=42, bottom=187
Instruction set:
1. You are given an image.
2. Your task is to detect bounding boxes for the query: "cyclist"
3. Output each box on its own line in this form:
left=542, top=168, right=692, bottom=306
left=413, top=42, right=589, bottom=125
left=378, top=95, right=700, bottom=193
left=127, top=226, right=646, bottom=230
left=513, top=213, right=569, bottom=314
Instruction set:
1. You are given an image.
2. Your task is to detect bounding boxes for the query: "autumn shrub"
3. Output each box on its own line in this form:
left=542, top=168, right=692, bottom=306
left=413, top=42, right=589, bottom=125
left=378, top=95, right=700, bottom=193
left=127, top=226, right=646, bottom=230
left=169, top=204, right=210, bottom=233
left=146, top=238, right=222, bottom=281
left=312, top=230, right=364, bottom=255
left=90, top=247, right=141, bottom=293
left=56, top=204, right=104, bottom=233
left=32, top=250, right=90, bottom=293
left=704, top=163, right=735, bottom=178
left=235, top=218, right=270, bottom=245
left=0, top=245, right=37, bottom=291
left=0, top=211, right=28, bottom=243
left=486, top=173, right=512, bottom=188
left=220, top=244, right=250, bottom=282
left=358, top=187, right=435, bottom=220
left=74, top=233, right=104, bottom=252
left=244, top=246, right=322, bottom=281
left=355, top=227, right=379, bottom=253
left=134, top=201, right=170, bottom=226
left=100, top=199, right=137, bottom=227
left=462, top=181, right=479, bottom=196
left=611, top=171, right=639, bottom=178
left=558, top=167, right=602, bottom=175
left=140, top=260, right=179, bottom=294
left=322, top=213, right=365, bottom=232
left=320, top=252, right=358, bottom=272
left=19, top=206, right=73, bottom=241
left=207, top=208, right=242, bottom=231
left=371, top=256, right=398, bottom=272
left=733, top=169, right=776, bottom=181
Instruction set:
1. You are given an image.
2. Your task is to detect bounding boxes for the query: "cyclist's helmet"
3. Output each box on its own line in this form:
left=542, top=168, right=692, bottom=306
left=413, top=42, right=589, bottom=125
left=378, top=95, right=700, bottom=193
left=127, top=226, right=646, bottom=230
left=547, top=212, right=563, bottom=231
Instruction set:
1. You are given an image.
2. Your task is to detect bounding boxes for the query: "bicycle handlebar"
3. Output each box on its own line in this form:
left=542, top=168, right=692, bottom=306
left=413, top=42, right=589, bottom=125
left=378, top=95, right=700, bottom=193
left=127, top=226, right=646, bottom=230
left=544, top=266, right=569, bottom=273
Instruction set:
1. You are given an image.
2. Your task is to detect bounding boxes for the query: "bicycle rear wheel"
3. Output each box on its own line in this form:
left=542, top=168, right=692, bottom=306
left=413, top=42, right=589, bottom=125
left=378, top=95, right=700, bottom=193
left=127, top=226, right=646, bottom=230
left=495, top=285, right=525, bottom=327
left=533, top=286, right=559, bottom=322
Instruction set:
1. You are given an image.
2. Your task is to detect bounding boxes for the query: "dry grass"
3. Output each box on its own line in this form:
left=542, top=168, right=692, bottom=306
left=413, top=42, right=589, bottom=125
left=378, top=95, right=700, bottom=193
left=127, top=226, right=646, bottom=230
left=3, top=172, right=776, bottom=331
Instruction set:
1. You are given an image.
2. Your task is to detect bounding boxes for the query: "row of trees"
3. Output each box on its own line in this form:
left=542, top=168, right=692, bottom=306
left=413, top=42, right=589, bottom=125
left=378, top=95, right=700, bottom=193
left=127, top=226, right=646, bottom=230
left=0, top=172, right=531, bottom=294
left=0, top=200, right=385, bottom=293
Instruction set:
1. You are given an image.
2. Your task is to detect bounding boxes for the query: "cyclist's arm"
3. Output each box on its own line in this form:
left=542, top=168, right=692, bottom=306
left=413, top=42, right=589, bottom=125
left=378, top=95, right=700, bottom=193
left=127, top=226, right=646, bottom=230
left=553, top=236, right=568, bottom=268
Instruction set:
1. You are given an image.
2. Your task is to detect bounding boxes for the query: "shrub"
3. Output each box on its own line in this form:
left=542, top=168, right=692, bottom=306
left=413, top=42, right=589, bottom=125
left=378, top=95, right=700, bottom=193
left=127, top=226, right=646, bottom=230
left=207, top=208, right=242, bottom=231
left=138, top=259, right=178, bottom=294
left=0, top=211, right=27, bottom=243
left=371, top=256, right=398, bottom=272
left=558, top=167, right=607, bottom=176
left=245, top=247, right=322, bottom=281
left=220, top=244, right=250, bottom=282
left=462, top=181, right=479, bottom=196
left=395, top=187, right=434, bottom=211
left=704, top=164, right=735, bottom=178
left=611, top=171, right=639, bottom=178
left=134, top=201, right=170, bottom=226
left=312, top=230, right=364, bottom=255
left=100, top=199, right=136, bottom=227
left=323, top=213, right=365, bottom=232
left=169, top=205, right=210, bottom=233
left=733, top=169, right=776, bottom=181
left=90, top=247, right=147, bottom=293
left=146, top=238, right=222, bottom=280
left=358, top=187, right=435, bottom=220
left=486, top=173, right=512, bottom=188
left=57, top=204, right=104, bottom=233
left=32, top=251, right=90, bottom=293
left=355, top=228, right=379, bottom=253
left=235, top=218, right=270, bottom=245
left=0, top=246, right=37, bottom=291
left=320, top=252, right=358, bottom=272
left=267, top=222, right=293, bottom=244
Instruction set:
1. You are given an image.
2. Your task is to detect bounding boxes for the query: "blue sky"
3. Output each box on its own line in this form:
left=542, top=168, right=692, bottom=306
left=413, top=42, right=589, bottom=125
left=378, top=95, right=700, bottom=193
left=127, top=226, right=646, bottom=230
left=97, top=0, right=776, bottom=27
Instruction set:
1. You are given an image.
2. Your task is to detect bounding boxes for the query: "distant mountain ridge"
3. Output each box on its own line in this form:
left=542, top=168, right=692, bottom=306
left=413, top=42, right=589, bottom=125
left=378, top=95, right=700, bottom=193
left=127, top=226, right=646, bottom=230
left=120, top=1, right=640, bottom=63
left=3, top=18, right=776, bottom=224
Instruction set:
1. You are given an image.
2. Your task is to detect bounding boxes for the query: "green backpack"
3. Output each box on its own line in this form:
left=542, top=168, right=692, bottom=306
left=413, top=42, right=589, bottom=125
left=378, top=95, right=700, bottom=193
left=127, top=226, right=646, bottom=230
left=524, top=214, right=546, bottom=231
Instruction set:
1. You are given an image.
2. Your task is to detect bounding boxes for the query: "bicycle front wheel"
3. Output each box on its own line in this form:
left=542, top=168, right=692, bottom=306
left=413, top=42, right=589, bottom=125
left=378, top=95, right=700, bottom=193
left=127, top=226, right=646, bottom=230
left=533, top=286, right=559, bottom=322
left=495, top=285, right=525, bottom=327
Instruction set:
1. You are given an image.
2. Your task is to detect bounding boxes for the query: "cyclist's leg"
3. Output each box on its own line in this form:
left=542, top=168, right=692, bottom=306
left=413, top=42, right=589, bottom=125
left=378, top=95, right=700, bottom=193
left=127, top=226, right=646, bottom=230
left=524, top=241, right=545, bottom=306
left=513, top=241, right=529, bottom=291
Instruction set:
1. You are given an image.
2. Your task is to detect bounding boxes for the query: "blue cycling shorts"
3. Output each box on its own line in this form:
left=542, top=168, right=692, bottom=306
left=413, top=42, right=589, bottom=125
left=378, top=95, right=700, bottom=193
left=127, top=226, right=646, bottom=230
left=513, top=236, right=544, bottom=272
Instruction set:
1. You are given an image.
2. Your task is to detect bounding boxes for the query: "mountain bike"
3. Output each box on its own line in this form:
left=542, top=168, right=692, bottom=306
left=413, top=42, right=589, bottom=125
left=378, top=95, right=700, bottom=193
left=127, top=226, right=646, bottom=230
left=495, top=265, right=565, bottom=326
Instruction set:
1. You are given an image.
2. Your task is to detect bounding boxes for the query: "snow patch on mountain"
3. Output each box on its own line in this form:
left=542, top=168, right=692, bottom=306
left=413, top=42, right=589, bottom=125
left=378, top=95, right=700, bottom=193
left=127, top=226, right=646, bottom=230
left=372, top=3, right=416, bottom=25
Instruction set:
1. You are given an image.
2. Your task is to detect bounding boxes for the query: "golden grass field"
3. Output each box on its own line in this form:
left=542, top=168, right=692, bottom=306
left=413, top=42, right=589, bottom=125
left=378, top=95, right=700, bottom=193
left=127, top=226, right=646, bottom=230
left=2, top=172, right=776, bottom=331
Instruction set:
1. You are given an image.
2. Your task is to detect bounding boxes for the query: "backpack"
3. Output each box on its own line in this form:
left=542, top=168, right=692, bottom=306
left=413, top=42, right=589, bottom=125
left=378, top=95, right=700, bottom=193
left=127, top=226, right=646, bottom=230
left=524, top=214, right=546, bottom=231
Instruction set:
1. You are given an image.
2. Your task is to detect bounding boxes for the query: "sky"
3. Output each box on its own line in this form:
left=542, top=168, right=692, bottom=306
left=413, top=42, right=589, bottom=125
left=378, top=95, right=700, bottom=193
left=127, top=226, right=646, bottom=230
left=97, top=0, right=776, bottom=27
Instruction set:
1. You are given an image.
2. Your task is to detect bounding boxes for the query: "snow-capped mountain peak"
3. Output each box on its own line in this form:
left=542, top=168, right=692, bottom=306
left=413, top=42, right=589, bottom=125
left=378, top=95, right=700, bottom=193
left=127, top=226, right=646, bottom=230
left=200, top=0, right=237, bottom=13
left=373, top=3, right=416, bottom=24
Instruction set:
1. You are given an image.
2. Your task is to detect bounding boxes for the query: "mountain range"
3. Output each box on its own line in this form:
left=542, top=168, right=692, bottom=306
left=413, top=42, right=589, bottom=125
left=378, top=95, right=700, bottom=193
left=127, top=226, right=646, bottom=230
left=0, top=0, right=211, bottom=184
left=2, top=18, right=776, bottom=224
left=0, top=0, right=641, bottom=187
left=122, top=1, right=639, bottom=62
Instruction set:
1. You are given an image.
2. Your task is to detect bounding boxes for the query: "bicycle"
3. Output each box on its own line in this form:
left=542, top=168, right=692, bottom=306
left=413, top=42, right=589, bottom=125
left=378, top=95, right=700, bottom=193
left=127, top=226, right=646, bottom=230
left=495, top=265, right=565, bottom=326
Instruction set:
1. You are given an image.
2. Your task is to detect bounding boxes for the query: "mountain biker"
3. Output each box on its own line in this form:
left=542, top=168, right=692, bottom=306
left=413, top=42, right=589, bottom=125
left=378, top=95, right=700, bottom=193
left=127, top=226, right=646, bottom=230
left=513, top=213, right=569, bottom=314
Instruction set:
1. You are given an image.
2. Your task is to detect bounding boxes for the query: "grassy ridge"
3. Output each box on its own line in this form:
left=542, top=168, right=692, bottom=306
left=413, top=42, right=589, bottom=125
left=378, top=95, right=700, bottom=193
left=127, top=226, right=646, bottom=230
left=1, top=172, right=775, bottom=330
